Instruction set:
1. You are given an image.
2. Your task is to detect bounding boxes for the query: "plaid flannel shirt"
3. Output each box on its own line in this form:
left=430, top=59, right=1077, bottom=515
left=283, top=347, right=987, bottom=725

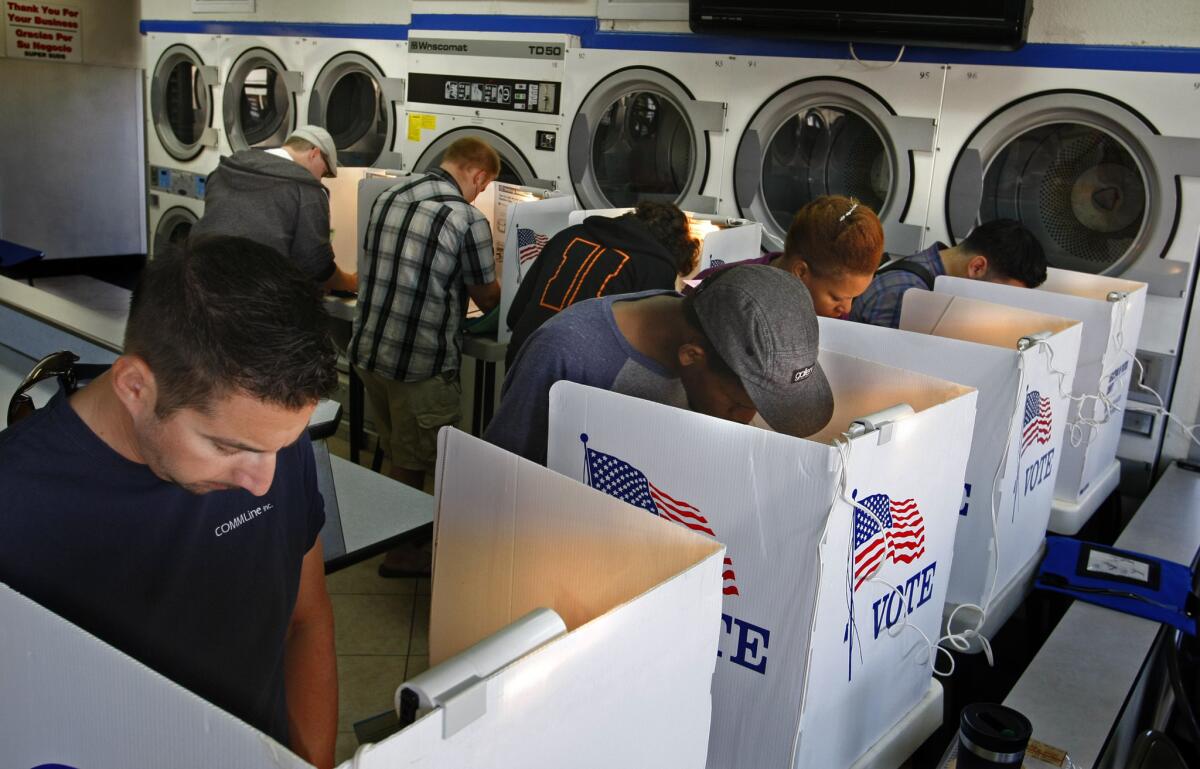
left=350, top=168, right=496, bottom=381
left=848, top=243, right=947, bottom=328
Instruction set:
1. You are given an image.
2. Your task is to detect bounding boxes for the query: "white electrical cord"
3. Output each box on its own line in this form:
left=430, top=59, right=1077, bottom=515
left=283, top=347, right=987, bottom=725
left=848, top=42, right=906, bottom=70
left=1029, top=338, right=1115, bottom=448
left=829, top=432, right=992, bottom=681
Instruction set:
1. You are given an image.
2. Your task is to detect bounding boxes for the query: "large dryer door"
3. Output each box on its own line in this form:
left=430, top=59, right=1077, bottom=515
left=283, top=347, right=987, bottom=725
left=734, top=79, right=933, bottom=252
left=569, top=67, right=724, bottom=213
left=947, top=92, right=1200, bottom=297
left=151, top=205, right=198, bottom=259
left=308, top=52, right=405, bottom=168
left=222, top=47, right=302, bottom=152
left=413, top=127, right=544, bottom=188
left=150, top=44, right=218, bottom=161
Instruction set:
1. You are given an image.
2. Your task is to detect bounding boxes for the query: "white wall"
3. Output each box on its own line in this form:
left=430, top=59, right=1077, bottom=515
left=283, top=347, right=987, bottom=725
left=1029, top=0, right=1200, bottom=47
left=139, top=0, right=412, bottom=23
left=0, top=0, right=145, bottom=259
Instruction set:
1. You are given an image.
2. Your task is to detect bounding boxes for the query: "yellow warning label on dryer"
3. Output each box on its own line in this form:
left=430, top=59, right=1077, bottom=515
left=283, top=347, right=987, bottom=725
left=407, top=113, right=436, bottom=142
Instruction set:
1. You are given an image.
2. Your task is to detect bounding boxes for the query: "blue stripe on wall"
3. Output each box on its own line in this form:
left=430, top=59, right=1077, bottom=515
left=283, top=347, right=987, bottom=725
left=138, top=14, right=1200, bottom=74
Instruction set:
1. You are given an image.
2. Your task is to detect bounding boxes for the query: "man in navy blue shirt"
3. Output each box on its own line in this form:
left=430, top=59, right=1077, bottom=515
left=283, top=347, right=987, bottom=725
left=0, top=236, right=340, bottom=767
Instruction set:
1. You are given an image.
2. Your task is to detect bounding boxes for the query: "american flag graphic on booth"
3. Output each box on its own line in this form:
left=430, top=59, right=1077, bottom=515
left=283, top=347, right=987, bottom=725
left=851, top=493, right=926, bottom=591
left=1021, top=390, right=1053, bottom=455
left=517, top=227, right=549, bottom=264
left=581, top=434, right=740, bottom=596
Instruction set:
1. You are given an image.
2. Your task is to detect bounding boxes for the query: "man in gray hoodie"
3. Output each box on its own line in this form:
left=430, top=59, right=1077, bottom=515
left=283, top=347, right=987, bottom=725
left=191, top=125, right=357, bottom=293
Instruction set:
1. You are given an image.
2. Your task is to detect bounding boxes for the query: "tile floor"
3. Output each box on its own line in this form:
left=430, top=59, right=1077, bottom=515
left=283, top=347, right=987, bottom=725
left=324, top=429, right=432, bottom=764
left=327, top=554, right=431, bottom=763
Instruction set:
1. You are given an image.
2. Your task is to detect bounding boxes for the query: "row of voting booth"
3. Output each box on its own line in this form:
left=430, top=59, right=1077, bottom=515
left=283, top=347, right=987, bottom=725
left=6, top=176, right=1149, bottom=768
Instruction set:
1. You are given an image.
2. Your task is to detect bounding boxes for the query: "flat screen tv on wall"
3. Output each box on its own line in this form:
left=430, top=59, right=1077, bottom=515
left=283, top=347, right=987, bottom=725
left=689, top=1, right=1032, bottom=51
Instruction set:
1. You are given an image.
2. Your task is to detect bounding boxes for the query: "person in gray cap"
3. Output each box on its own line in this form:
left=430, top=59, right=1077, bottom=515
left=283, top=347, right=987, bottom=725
left=484, top=263, right=834, bottom=465
left=191, top=125, right=357, bottom=292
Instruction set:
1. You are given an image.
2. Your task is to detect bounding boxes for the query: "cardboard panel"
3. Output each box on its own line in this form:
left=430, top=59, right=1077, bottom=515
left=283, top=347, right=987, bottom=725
left=431, top=427, right=722, bottom=663
left=546, top=375, right=976, bottom=769
left=1, top=585, right=312, bottom=769
left=934, top=270, right=1146, bottom=502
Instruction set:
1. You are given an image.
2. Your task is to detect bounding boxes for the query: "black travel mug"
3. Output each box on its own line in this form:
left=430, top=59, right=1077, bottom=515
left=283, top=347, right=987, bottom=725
left=957, top=703, right=1033, bottom=768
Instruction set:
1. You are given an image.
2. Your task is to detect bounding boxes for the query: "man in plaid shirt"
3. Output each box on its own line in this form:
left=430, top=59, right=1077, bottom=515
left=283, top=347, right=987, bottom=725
left=350, top=137, right=501, bottom=576
left=848, top=219, right=1047, bottom=328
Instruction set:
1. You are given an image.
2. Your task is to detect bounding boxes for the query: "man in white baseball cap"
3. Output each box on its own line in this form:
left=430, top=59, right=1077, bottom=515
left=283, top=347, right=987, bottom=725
left=192, top=125, right=356, bottom=292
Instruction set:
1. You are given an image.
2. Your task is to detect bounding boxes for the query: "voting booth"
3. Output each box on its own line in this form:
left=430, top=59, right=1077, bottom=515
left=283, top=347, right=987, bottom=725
left=497, top=191, right=579, bottom=343
left=545, top=351, right=977, bottom=769
left=1, top=430, right=724, bottom=769
left=566, top=207, right=764, bottom=279
left=820, top=294, right=1083, bottom=626
left=935, top=270, right=1147, bottom=527
left=353, top=428, right=725, bottom=768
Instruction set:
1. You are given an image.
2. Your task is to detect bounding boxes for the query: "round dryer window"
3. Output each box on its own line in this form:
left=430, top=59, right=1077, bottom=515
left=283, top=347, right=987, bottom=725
left=569, top=68, right=720, bottom=210
left=153, top=206, right=198, bottom=259
left=308, top=52, right=394, bottom=167
left=947, top=92, right=1188, bottom=277
left=734, top=79, right=925, bottom=247
left=414, top=128, right=537, bottom=187
left=223, top=48, right=298, bottom=151
left=150, top=44, right=215, bottom=161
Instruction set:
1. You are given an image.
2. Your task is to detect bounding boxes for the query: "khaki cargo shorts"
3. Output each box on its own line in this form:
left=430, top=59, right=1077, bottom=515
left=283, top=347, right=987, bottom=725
left=355, top=366, right=463, bottom=472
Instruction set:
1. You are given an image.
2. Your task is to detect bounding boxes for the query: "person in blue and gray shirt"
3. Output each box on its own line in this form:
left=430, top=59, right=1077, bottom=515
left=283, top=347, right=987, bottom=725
left=848, top=218, right=1048, bottom=329
left=485, top=264, right=836, bottom=466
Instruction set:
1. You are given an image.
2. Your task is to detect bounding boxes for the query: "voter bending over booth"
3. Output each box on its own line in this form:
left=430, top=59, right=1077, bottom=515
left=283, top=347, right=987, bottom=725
left=849, top=218, right=1048, bottom=328
left=0, top=236, right=339, bottom=768
left=504, top=201, right=701, bottom=366
left=485, top=263, right=835, bottom=464
left=191, top=124, right=358, bottom=294
left=690, top=194, right=884, bottom=318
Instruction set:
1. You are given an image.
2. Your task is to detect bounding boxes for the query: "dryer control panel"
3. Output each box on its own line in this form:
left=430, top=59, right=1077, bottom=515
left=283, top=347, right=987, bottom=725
left=408, top=73, right=560, bottom=115
left=149, top=165, right=207, bottom=200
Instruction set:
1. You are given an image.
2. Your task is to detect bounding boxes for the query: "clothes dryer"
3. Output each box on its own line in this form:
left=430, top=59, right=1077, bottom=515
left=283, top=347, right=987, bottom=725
left=144, top=32, right=223, bottom=176
left=402, top=31, right=574, bottom=188
left=563, top=47, right=731, bottom=215
left=218, top=35, right=305, bottom=154
left=147, top=193, right=203, bottom=261
left=295, top=37, right=407, bottom=168
left=720, top=55, right=944, bottom=253
left=930, top=64, right=1200, bottom=473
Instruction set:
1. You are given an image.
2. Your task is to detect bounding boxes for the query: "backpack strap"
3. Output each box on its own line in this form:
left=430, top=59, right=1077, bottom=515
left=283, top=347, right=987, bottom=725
left=875, top=254, right=935, bottom=290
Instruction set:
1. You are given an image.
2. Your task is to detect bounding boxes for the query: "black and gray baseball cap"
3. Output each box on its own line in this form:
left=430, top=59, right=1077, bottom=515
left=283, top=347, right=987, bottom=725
left=691, top=264, right=834, bottom=438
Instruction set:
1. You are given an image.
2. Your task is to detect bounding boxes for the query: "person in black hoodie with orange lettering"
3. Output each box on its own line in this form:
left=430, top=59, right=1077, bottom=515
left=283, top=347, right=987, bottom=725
left=505, top=202, right=700, bottom=367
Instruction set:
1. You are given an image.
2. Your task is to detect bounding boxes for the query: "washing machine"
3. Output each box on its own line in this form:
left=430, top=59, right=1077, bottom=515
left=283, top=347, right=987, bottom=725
left=718, top=55, right=944, bottom=253
left=295, top=36, right=407, bottom=168
left=563, top=47, right=730, bottom=215
left=218, top=35, right=305, bottom=154
left=401, top=31, right=574, bottom=188
left=929, top=63, right=1200, bottom=476
left=147, top=193, right=203, bottom=261
left=144, top=32, right=223, bottom=176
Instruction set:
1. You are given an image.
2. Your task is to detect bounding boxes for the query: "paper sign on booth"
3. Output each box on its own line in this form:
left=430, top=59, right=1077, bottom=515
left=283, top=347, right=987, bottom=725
left=546, top=353, right=977, bottom=769
left=821, top=293, right=1082, bottom=611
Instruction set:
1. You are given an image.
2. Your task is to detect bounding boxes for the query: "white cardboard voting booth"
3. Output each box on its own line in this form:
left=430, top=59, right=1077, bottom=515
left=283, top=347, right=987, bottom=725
left=3, top=430, right=723, bottom=769
left=935, top=269, right=1146, bottom=509
left=566, top=207, right=764, bottom=278
left=1, top=582, right=313, bottom=769
left=498, top=191, right=579, bottom=343
left=352, top=428, right=726, bottom=768
left=820, top=294, right=1082, bottom=615
left=545, top=353, right=977, bottom=769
